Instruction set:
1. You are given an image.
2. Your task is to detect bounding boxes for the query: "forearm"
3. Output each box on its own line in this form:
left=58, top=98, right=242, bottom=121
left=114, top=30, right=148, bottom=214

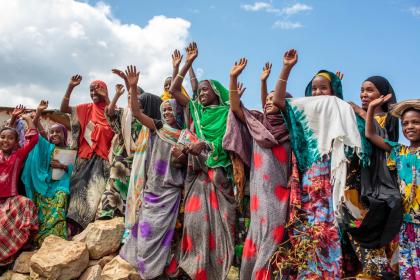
left=273, top=66, right=292, bottom=111
left=9, top=116, right=18, bottom=128
left=130, top=87, right=156, bottom=130
left=169, top=62, right=192, bottom=106
left=365, top=107, right=391, bottom=151
left=260, top=80, right=268, bottom=109
left=60, top=86, right=73, bottom=113
left=229, top=76, right=245, bottom=122
left=189, top=67, right=198, bottom=93
left=172, top=65, right=179, bottom=81
left=107, top=94, right=121, bottom=116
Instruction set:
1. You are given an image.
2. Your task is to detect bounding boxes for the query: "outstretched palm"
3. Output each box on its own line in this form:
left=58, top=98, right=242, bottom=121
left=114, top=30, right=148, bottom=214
left=283, top=49, right=298, bottom=67
left=230, top=58, right=248, bottom=78
left=260, top=62, right=272, bottom=81
left=369, top=94, right=393, bottom=108
left=112, top=69, right=128, bottom=81
left=12, top=105, right=26, bottom=118
left=172, top=49, right=183, bottom=68
left=115, top=84, right=125, bottom=97
left=37, top=100, right=49, bottom=112
left=125, top=65, right=140, bottom=88
left=69, top=75, right=82, bottom=87
left=185, top=42, right=198, bottom=64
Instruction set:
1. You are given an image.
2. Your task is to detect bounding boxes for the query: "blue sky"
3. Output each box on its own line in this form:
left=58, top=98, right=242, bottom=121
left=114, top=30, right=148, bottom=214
left=92, top=0, right=420, bottom=109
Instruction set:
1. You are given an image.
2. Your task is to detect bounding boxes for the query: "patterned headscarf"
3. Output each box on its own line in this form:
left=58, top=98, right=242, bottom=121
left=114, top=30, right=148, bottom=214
left=48, top=123, right=68, bottom=146
left=160, top=99, right=184, bottom=129
left=90, top=80, right=108, bottom=91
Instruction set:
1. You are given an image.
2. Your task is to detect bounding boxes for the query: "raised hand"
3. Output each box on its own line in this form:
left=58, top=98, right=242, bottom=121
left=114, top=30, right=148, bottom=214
left=112, top=69, right=128, bottom=81
left=115, top=84, right=125, bottom=97
left=37, top=100, right=49, bottom=112
left=230, top=58, right=248, bottom=78
left=368, top=93, right=393, bottom=109
left=283, top=49, right=298, bottom=68
left=185, top=42, right=198, bottom=64
left=12, top=104, right=26, bottom=118
left=172, top=49, right=183, bottom=68
left=336, top=71, right=344, bottom=80
left=69, top=74, right=82, bottom=88
left=260, top=62, right=272, bottom=81
left=238, top=82, right=246, bottom=98
left=125, top=65, right=140, bottom=89
left=348, top=101, right=366, bottom=119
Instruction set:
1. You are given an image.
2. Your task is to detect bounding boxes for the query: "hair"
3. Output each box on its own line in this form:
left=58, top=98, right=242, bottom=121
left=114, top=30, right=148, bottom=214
left=0, top=126, right=19, bottom=141
left=401, top=108, right=420, bottom=119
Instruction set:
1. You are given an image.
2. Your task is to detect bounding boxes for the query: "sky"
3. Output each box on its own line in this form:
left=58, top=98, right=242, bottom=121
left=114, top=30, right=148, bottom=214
left=0, top=0, right=419, bottom=111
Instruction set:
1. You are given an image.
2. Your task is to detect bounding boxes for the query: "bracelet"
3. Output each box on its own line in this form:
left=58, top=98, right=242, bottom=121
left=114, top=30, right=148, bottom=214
left=177, top=74, right=184, bottom=79
left=278, top=78, right=287, bottom=82
left=230, top=89, right=238, bottom=92
left=63, top=96, right=70, bottom=100
left=190, top=77, right=197, bottom=80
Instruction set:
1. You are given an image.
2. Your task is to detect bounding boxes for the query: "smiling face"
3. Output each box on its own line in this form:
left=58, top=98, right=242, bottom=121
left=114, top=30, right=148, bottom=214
left=49, top=125, right=65, bottom=147
left=90, top=84, right=105, bottom=104
left=311, top=76, right=333, bottom=96
left=360, top=81, right=382, bottom=110
left=0, top=128, right=19, bottom=154
left=198, top=81, right=219, bottom=106
left=401, top=109, right=420, bottom=144
left=162, top=102, right=177, bottom=127
left=164, top=77, right=172, bottom=92
left=264, top=92, right=280, bottom=115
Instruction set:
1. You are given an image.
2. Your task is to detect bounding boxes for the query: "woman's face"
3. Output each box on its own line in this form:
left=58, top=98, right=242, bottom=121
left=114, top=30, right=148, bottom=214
left=198, top=81, right=218, bottom=106
left=90, top=85, right=105, bottom=104
left=164, top=78, right=172, bottom=92
left=360, top=81, right=382, bottom=110
left=162, top=103, right=177, bottom=127
left=265, top=92, right=280, bottom=115
left=401, top=110, right=420, bottom=143
left=49, top=125, right=65, bottom=146
left=311, top=76, right=333, bottom=96
left=0, top=129, right=18, bottom=154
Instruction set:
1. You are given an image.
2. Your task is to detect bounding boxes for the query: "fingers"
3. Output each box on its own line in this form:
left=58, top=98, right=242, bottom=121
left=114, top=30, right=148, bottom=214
left=383, top=93, right=393, bottom=103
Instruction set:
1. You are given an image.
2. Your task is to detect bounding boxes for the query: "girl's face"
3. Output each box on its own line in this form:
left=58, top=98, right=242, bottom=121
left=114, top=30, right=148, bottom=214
left=198, top=81, right=219, bottom=106
left=311, top=76, right=333, bottom=96
left=401, top=110, right=420, bottom=144
left=162, top=103, right=177, bottom=127
left=265, top=92, right=280, bottom=115
left=164, top=78, right=172, bottom=92
left=0, top=129, right=18, bottom=154
left=360, top=81, right=382, bottom=110
left=49, top=125, right=65, bottom=146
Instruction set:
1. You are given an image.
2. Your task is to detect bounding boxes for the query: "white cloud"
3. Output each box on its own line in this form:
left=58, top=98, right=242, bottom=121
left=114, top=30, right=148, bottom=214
left=273, top=20, right=303, bottom=29
left=409, top=6, right=420, bottom=17
left=281, top=3, right=312, bottom=15
left=241, top=2, right=279, bottom=13
left=0, top=0, right=191, bottom=108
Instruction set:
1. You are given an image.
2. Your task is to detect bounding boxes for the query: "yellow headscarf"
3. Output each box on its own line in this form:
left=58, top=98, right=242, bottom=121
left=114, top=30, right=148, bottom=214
left=161, top=86, right=189, bottom=101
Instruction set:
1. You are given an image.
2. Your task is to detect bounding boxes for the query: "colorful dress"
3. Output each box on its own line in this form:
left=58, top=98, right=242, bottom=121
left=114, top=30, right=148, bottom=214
left=97, top=108, right=142, bottom=219
left=0, top=129, right=39, bottom=265
left=386, top=141, right=419, bottom=280
left=21, top=135, right=74, bottom=246
left=120, top=100, right=186, bottom=279
left=67, top=102, right=114, bottom=229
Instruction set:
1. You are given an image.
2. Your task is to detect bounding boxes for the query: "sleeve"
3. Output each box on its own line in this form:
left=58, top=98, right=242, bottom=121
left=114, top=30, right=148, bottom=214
left=18, top=129, right=39, bottom=159
left=384, top=139, right=401, bottom=170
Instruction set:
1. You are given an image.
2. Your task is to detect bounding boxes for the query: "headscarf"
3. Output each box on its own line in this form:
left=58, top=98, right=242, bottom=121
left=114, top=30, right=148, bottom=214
left=91, top=80, right=108, bottom=91
left=364, top=76, right=399, bottom=141
left=160, top=99, right=184, bottom=129
left=160, top=77, right=189, bottom=101
left=138, top=90, right=162, bottom=121
left=390, top=99, right=420, bottom=119
left=190, top=79, right=231, bottom=168
left=48, top=123, right=68, bottom=146
left=305, top=70, right=343, bottom=99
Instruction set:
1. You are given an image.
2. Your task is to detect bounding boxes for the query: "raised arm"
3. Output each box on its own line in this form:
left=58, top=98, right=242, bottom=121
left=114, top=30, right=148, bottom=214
left=171, top=49, right=183, bottom=81
left=112, top=68, right=130, bottom=92
left=273, top=49, right=298, bottom=111
left=189, top=66, right=199, bottom=95
left=365, top=94, right=393, bottom=151
left=169, top=42, right=198, bottom=106
left=33, top=100, right=48, bottom=138
left=107, top=84, right=125, bottom=116
left=126, top=65, right=156, bottom=131
left=61, top=75, right=82, bottom=114
left=229, top=58, right=248, bottom=122
left=260, top=62, right=272, bottom=109
left=9, top=105, right=26, bottom=128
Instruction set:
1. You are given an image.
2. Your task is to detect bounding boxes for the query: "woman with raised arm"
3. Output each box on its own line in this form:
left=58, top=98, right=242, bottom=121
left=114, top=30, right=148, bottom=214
left=225, top=57, right=291, bottom=279
left=60, top=75, right=114, bottom=232
left=0, top=113, right=38, bottom=266
left=21, top=100, right=74, bottom=246
left=272, top=50, right=370, bottom=279
left=365, top=97, right=419, bottom=280
left=119, top=66, right=187, bottom=280
left=169, top=42, right=236, bottom=280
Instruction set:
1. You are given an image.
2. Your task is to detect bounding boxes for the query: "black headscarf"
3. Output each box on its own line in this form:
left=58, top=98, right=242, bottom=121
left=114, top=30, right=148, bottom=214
left=137, top=87, right=162, bottom=121
left=365, top=76, right=399, bottom=142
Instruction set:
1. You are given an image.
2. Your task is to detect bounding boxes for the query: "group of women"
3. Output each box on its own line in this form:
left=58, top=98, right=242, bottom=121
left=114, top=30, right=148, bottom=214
left=0, top=43, right=419, bottom=280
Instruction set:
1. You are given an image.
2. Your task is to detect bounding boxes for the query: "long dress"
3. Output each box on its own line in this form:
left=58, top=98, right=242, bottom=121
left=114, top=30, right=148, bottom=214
left=120, top=122, right=185, bottom=279
left=67, top=103, right=114, bottom=229
left=0, top=129, right=38, bottom=265
left=21, top=135, right=74, bottom=246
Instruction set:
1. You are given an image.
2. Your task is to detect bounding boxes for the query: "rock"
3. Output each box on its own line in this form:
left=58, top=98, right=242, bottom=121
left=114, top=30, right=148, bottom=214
left=73, top=218, right=124, bottom=260
left=79, top=265, right=102, bottom=280
left=0, top=271, right=30, bottom=280
left=30, top=235, right=89, bottom=280
left=97, top=254, right=116, bottom=268
left=100, top=256, right=141, bottom=280
left=12, top=251, right=36, bottom=274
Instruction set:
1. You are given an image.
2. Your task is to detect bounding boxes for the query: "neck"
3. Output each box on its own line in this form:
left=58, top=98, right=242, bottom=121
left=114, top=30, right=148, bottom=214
left=410, top=141, right=420, bottom=149
left=374, top=107, right=385, bottom=115
left=1, top=149, right=13, bottom=157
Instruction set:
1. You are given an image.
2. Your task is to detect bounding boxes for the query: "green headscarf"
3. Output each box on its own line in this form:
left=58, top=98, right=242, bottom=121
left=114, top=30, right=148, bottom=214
left=189, top=80, right=231, bottom=168
left=305, top=70, right=343, bottom=99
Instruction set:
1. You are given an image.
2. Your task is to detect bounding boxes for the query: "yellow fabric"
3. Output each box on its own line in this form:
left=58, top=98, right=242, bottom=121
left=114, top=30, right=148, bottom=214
left=374, top=114, right=387, bottom=128
left=316, top=72, right=331, bottom=81
left=161, top=86, right=189, bottom=101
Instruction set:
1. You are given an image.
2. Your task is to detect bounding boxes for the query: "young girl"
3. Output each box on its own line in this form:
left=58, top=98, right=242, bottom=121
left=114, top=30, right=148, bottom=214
left=21, top=100, right=74, bottom=246
left=366, top=97, right=420, bottom=280
left=0, top=112, right=38, bottom=265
